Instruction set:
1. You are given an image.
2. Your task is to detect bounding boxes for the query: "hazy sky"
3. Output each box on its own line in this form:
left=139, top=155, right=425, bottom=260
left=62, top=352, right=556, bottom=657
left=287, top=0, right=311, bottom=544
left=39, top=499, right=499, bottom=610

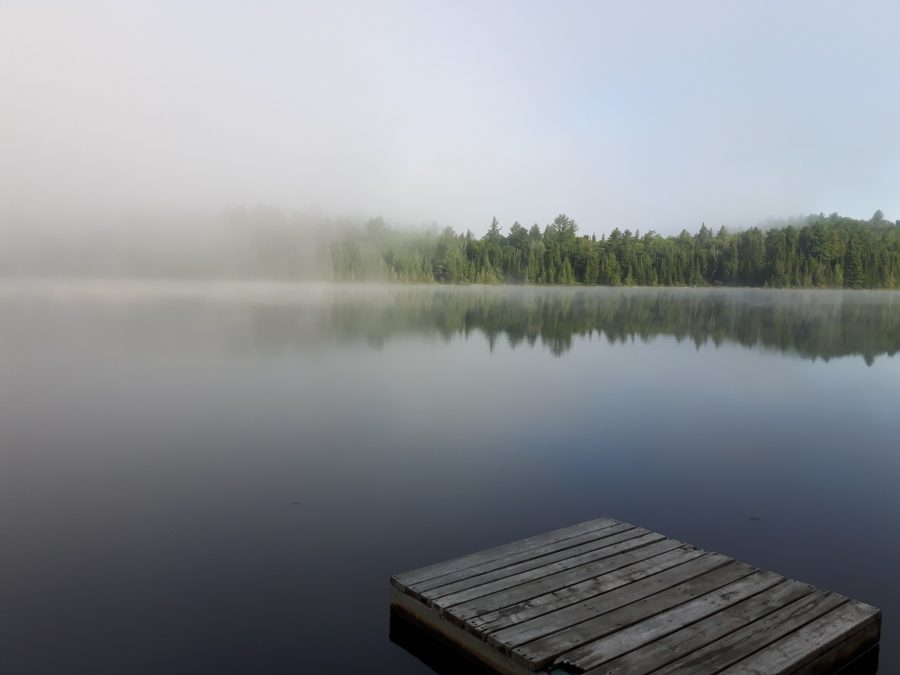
left=2, top=1, right=899, bottom=235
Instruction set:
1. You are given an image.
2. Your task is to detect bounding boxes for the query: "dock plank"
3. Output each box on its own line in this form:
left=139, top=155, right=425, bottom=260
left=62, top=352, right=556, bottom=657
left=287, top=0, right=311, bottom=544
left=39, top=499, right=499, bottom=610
left=389, top=516, right=881, bottom=675
left=469, top=545, right=705, bottom=635
left=654, top=591, right=848, bottom=674
left=721, top=600, right=881, bottom=675
left=409, top=522, right=634, bottom=595
left=445, top=538, right=683, bottom=624
left=433, top=531, right=664, bottom=610
left=511, top=560, right=758, bottom=670
left=557, top=570, right=784, bottom=671
left=392, top=517, right=620, bottom=588
left=422, top=526, right=646, bottom=602
left=589, top=579, right=814, bottom=675
left=488, top=552, right=732, bottom=651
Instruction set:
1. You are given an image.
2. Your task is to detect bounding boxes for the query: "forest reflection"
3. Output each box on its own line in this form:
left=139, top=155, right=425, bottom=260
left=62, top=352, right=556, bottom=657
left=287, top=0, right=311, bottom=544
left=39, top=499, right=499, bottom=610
left=242, top=286, right=900, bottom=364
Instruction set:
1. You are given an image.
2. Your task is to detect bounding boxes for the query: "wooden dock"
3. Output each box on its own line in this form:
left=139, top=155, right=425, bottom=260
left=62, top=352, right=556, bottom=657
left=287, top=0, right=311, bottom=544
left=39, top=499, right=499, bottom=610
left=390, top=517, right=881, bottom=674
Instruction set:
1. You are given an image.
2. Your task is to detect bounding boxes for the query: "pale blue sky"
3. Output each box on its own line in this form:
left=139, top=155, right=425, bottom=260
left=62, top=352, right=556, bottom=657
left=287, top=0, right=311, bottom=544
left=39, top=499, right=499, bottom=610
left=2, top=1, right=899, bottom=235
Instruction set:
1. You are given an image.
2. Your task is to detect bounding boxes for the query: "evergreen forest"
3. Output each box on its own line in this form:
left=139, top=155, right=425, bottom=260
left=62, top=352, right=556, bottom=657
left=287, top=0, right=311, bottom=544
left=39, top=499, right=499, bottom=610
left=330, top=211, right=900, bottom=288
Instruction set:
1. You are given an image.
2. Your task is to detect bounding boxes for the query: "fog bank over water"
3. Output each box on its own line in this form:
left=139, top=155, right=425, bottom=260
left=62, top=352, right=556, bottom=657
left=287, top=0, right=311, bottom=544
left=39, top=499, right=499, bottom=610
left=3, top=2, right=900, bottom=235
left=0, top=207, right=337, bottom=278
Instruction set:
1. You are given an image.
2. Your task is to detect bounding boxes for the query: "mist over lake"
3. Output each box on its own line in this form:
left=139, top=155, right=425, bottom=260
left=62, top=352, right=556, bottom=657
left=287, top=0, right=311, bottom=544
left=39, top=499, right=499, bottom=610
left=1, top=282, right=898, bottom=673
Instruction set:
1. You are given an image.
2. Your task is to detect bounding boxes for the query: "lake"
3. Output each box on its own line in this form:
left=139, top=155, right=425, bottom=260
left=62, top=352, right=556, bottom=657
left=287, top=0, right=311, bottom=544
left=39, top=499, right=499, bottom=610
left=1, top=281, right=898, bottom=674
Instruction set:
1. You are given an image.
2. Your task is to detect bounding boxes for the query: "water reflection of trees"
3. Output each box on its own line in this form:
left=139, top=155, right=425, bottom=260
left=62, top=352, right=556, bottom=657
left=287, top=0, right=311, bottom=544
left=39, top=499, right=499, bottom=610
left=245, top=287, right=900, bottom=364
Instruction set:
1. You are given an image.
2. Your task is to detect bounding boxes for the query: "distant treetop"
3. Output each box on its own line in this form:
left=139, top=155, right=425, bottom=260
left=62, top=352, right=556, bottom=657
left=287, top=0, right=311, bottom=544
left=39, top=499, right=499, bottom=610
left=330, top=212, right=900, bottom=289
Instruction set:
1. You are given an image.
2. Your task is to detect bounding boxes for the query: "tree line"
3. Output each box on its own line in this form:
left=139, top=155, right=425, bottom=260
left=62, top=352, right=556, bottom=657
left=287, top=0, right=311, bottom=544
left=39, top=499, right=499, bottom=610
left=330, top=211, right=900, bottom=288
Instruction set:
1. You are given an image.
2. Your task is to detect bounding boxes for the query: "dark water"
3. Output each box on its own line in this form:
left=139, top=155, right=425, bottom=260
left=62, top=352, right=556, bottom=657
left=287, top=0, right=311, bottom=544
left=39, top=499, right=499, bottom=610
left=1, top=282, right=898, bottom=674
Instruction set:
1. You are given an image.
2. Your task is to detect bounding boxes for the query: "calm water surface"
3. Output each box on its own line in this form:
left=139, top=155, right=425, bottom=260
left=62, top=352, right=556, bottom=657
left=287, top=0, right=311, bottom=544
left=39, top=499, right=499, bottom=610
left=1, top=282, right=898, bottom=674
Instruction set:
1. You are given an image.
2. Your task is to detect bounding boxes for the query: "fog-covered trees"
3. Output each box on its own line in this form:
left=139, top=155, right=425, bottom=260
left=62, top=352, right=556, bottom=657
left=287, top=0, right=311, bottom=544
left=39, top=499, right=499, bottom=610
left=331, top=212, right=900, bottom=288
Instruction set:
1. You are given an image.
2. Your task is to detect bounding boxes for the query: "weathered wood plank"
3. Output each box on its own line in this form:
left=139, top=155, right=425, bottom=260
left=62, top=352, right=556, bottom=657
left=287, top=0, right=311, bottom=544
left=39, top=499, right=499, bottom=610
left=392, top=517, right=620, bottom=589
left=589, top=579, right=814, bottom=675
left=389, top=588, right=535, bottom=675
left=444, top=538, right=683, bottom=625
left=654, top=591, right=848, bottom=674
left=422, top=526, right=646, bottom=602
left=721, top=600, right=882, bottom=675
left=557, top=570, right=784, bottom=671
left=390, top=516, right=881, bottom=675
left=488, top=552, right=732, bottom=651
left=511, top=560, right=757, bottom=670
left=409, top=522, right=634, bottom=596
left=432, top=531, right=664, bottom=610
left=469, top=545, right=705, bottom=635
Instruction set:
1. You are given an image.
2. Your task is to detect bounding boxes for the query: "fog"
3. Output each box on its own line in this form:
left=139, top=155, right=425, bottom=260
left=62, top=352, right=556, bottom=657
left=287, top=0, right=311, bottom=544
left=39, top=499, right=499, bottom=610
left=3, top=1, right=900, bottom=241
